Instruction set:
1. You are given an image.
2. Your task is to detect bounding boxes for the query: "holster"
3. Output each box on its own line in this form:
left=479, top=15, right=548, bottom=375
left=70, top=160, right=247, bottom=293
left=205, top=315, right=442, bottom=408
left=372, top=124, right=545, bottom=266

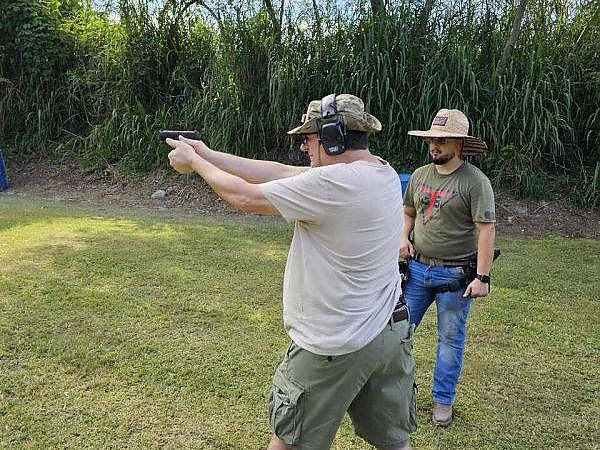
left=464, top=247, right=502, bottom=285
left=433, top=278, right=469, bottom=294
left=397, top=259, right=409, bottom=305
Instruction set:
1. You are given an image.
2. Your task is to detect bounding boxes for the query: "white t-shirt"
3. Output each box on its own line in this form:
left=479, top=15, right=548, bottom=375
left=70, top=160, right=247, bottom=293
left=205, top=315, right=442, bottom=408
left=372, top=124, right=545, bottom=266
left=259, top=158, right=403, bottom=355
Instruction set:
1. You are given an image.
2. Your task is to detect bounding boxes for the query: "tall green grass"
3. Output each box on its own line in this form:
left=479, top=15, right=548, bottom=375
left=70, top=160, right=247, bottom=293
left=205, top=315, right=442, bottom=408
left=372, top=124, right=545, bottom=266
left=1, top=0, right=598, bottom=206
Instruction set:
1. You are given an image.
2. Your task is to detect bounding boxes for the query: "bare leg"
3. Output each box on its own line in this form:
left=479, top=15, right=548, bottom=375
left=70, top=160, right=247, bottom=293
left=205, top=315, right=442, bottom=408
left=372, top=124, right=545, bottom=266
left=267, top=434, right=294, bottom=450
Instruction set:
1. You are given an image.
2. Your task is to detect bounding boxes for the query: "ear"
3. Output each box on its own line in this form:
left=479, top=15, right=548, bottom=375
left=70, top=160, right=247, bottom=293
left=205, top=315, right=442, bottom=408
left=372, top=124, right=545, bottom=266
left=454, top=138, right=463, bottom=159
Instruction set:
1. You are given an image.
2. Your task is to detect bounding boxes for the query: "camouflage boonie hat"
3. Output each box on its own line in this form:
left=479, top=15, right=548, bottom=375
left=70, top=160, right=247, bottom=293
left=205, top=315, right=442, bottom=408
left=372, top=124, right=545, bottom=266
left=287, top=94, right=382, bottom=135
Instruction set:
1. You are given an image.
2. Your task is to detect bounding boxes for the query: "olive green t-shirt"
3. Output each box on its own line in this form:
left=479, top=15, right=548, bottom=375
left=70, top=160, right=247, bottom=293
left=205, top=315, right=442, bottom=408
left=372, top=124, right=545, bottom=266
left=403, top=162, right=495, bottom=260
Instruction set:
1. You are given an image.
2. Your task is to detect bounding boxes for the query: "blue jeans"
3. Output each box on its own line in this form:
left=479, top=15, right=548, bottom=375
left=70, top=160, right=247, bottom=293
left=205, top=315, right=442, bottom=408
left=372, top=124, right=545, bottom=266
left=405, top=259, right=472, bottom=405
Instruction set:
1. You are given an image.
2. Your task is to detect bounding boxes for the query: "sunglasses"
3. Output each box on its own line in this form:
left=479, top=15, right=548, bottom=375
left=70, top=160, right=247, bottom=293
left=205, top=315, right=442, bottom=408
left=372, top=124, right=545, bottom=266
left=423, top=137, right=461, bottom=145
left=301, top=134, right=317, bottom=145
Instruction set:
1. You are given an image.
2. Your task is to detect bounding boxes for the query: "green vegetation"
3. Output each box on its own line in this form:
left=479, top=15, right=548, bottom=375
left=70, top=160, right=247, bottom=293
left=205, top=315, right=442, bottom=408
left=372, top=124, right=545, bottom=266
left=1, top=198, right=598, bottom=449
left=1, top=1, right=599, bottom=206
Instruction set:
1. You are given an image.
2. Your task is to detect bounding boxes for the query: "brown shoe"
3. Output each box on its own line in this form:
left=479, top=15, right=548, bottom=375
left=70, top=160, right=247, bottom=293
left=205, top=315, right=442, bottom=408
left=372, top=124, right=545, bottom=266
left=432, top=402, right=453, bottom=427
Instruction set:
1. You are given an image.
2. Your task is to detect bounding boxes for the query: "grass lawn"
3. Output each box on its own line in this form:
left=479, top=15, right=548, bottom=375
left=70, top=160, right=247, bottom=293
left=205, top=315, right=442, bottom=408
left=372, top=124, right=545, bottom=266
left=1, top=197, right=598, bottom=449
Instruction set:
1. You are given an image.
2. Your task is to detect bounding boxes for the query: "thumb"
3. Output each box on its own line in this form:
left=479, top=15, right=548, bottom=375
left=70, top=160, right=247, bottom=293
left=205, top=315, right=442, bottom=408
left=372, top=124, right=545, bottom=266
left=179, top=136, right=199, bottom=145
left=179, top=136, right=200, bottom=151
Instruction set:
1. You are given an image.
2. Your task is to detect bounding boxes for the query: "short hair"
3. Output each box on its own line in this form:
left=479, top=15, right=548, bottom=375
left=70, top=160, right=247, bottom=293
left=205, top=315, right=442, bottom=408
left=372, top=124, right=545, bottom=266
left=345, top=130, right=369, bottom=150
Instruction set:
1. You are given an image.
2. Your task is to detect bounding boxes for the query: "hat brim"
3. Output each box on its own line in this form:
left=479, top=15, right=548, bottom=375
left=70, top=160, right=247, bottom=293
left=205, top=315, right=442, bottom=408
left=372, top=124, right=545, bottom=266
left=408, top=130, right=468, bottom=138
left=288, top=112, right=382, bottom=135
left=287, top=118, right=320, bottom=135
left=462, top=137, right=488, bottom=155
left=408, top=131, right=488, bottom=155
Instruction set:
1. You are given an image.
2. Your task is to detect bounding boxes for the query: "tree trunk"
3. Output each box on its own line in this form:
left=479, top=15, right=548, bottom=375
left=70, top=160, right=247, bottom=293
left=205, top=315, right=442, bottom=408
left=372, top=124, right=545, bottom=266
left=371, top=0, right=385, bottom=17
left=496, top=0, right=529, bottom=78
left=419, top=0, right=435, bottom=26
left=263, top=0, right=282, bottom=43
left=312, top=0, right=321, bottom=37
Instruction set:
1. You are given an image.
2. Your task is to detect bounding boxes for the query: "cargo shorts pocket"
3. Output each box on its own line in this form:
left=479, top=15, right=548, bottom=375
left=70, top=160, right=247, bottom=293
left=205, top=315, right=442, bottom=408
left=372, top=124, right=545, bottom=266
left=267, top=367, right=305, bottom=444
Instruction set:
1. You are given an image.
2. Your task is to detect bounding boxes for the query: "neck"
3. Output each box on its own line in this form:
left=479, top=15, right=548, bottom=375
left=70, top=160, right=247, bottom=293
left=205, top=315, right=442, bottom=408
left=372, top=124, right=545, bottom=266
left=434, top=156, right=464, bottom=175
left=316, top=147, right=382, bottom=166
left=338, top=148, right=381, bottom=164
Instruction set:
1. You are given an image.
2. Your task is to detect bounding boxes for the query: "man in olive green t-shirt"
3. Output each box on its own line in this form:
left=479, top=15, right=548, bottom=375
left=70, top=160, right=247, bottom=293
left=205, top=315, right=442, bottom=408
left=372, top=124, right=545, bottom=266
left=400, top=109, right=496, bottom=427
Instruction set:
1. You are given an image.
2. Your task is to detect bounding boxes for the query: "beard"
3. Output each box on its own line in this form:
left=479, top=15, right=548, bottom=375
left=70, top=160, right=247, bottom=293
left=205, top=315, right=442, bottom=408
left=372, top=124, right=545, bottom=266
left=431, top=151, right=455, bottom=165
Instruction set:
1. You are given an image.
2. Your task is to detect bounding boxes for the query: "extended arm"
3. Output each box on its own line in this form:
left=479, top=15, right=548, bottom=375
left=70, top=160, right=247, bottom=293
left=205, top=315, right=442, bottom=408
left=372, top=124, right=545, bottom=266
left=167, top=138, right=279, bottom=215
left=400, top=205, right=417, bottom=259
left=463, top=221, right=496, bottom=298
left=179, top=136, right=308, bottom=183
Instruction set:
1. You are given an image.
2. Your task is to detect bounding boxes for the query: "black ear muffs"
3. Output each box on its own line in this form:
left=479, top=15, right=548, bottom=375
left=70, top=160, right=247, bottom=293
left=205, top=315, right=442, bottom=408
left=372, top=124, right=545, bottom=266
left=319, top=93, right=346, bottom=156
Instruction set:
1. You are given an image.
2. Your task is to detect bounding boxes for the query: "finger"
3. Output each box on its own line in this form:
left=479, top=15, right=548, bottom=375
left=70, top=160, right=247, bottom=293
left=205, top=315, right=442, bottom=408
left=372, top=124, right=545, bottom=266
left=179, top=136, right=200, bottom=145
left=167, top=150, right=180, bottom=165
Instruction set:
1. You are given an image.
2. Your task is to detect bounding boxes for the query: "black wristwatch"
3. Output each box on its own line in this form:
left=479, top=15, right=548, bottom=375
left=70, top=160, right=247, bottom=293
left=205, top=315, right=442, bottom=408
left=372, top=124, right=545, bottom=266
left=475, top=274, right=491, bottom=283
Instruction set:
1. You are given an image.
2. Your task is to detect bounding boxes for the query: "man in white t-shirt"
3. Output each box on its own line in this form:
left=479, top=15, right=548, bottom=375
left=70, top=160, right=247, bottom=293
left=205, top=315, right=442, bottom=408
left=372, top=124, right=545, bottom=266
left=166, top=93, right=416, bottom=450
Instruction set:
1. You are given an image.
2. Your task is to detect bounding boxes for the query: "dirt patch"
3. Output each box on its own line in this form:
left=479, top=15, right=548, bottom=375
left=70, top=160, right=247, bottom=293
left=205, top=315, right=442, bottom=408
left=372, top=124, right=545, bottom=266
left=493, top=191, right=600, bottom=239
left=2, top=161, right=599, bottom=239
left=3, top=161, right=241, bottom=217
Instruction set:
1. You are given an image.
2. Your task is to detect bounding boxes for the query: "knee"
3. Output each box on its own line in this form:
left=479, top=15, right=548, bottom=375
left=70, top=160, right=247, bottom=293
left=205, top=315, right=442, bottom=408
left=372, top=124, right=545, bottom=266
left=438, top=327, right=465, bottom=346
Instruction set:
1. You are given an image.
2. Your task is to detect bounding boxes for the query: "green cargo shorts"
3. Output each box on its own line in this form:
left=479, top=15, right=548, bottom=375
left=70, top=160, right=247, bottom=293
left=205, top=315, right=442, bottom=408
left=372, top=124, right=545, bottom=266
left=267, top=319, right=417, bottom=450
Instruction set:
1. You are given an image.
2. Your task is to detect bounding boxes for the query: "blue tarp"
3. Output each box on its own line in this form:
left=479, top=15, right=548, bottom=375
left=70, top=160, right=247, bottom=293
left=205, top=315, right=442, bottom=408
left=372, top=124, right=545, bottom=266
left=399, top=173, right=411, bottom=197
left=0, top=150, right=8, bottom=191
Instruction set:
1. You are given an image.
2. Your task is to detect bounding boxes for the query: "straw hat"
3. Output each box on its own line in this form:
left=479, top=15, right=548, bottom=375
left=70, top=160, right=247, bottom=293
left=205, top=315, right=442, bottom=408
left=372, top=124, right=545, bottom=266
left=287, top=94, right=382, bottom=135
left=408, top=109, right=487, bottom=155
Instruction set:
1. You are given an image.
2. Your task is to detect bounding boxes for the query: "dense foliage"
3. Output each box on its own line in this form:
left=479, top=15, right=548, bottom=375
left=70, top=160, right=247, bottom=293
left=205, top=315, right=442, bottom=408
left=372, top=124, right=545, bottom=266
left=1, top=0, right=599, bottom=206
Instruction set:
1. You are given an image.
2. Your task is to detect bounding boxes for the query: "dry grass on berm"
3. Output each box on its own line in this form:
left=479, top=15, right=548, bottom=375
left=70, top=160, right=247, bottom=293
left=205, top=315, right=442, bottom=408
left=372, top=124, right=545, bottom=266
left=1, top=197, right=598, bottom=449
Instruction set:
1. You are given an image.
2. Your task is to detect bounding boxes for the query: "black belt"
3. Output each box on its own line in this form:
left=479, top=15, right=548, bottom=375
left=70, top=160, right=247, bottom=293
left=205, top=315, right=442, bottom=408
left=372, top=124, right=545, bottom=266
left=413, top=252, right=470, bottom=267
left=389, top=304, right=409, bottom=324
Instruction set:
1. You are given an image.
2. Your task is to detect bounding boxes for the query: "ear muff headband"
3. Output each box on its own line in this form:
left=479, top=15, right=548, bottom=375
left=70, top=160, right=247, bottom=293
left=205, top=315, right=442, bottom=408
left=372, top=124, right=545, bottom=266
left=321, top=93, right=338, bottom=118
left=319, top=93, right=346, bottom=156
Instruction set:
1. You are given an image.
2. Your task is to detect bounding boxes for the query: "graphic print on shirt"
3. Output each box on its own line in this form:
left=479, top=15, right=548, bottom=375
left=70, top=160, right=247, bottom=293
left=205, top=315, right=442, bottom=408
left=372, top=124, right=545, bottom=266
left=419, top=184, right=458, bottom=223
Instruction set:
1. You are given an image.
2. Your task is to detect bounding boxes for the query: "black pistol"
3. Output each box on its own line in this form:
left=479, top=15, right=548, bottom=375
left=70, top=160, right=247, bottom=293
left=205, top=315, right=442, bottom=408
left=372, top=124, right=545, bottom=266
left=158, top=130, right=201, bottom=141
